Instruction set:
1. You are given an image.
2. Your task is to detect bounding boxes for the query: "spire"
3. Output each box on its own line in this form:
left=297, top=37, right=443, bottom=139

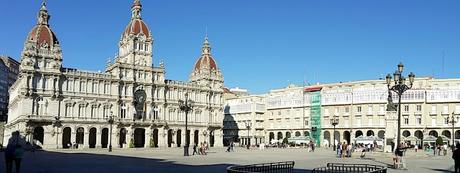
left=202, top=34, right=211, bottom=55
left=131, top=0, right=142, bottom=19
left=37, top=0, right=50, bottom=25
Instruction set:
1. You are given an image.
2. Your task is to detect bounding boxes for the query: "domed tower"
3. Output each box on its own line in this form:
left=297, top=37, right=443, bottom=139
left=20, top=1, right=62, bottom=72
left=189, top=36, right=224, bottom=88
left=117, top=0, right=153, bottom=67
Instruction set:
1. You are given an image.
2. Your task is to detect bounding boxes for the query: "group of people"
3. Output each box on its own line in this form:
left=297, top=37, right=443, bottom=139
left=192, top=142, right=209, bottom=155
left=4, top=131, right=28, bottom=173
left=336, top=142, right=352, bottom=158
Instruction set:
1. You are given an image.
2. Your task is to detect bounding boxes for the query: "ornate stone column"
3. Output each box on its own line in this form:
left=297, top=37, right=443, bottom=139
left=385, top=110, right=398, bottom=152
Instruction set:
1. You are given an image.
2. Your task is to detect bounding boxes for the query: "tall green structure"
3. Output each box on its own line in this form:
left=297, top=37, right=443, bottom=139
left=310, top=91, right=322, bottom=145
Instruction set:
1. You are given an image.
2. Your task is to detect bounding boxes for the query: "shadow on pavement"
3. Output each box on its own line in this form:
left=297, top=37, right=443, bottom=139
left=0, top=150, right=313, bottom=173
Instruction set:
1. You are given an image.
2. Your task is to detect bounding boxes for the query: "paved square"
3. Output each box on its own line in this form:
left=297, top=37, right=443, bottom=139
left=0, top=147, right=455, bottom=173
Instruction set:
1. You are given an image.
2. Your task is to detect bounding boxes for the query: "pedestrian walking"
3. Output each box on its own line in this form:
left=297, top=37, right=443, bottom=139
left=341, top=142, right=347, bottom=158
left=453, top=143, right=460, bottom=173
left=192, top=144, right=198, bottom=155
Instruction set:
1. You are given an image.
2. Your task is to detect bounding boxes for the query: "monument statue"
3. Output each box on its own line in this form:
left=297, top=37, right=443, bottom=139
left=386, top=90, right=397, bottom=111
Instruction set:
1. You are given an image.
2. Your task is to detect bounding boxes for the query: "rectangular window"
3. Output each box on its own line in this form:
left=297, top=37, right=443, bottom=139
left=404, top=118, right=409, bottom=125
left=416, top=105, right=422, bottom=112
left=404, top=105, right=409, bottom=112
left=445, top=117, right=449, bottom=125
left=417, top=117, right=422, bottom=125
left=432, top=118, right=436, bottom=126
left=380, top=118, right=385, bottom=126
left=357, top=106, right=362, bottom=113
left=368, top=118, right=373, bottom=126
left=367, top=106, right=373, bottom=115
left=78, top=106, right=84, bottom=117
left=345, top=107, right=350, bottom=113
left=443, top=105, right=449, bottom=114
left=379, top=105, right=384, bottom=114
left=431, top=105, right=437, bottom=114
left=356, top=118, right=362, bottom=127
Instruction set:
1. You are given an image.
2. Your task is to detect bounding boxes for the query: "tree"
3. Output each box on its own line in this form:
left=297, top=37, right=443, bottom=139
left=282, top=137, right=289, bottom=144
left=436, top=136, right=444, bottom=146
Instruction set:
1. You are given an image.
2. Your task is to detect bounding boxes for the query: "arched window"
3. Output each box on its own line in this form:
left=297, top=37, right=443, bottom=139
left=121, top=103, right=127, bottom=119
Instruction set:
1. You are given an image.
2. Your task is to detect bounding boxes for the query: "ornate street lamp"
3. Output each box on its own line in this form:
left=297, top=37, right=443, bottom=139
left=448, top=111, right=457, bottom=150
left=331, top=116, right=339, bottom=151
left=108, top=111, right=114, bottom=152
left=245, top=121, right=252, bottom=149
left=386, top=62, right=415, bottom=147
left=179, top=93, right=193, bottom=156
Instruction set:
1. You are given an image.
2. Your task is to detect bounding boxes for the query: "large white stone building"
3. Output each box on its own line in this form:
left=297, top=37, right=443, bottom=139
left=224, top=78, right=460, bottom=148
left=4, top=1, right=225, bottom=149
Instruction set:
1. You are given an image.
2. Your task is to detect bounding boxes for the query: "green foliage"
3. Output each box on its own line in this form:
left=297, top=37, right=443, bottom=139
left=282, top=137, right=289, bottom=144
left=129, top=138, right=134, bottom=148
left=149, top=138, right=155, bottom=148
left=436, top=136, right=444, bottom=146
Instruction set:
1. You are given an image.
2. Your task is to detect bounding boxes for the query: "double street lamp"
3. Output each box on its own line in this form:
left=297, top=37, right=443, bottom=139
left=386, top=62, right=415, bottom=148
left=179, top=93, right=193, bottom=156
left=331, top=116, right=339, bottom=151
left=108, top=111, right=114, bottom=152
left=245, top=121, right=252, bottom=149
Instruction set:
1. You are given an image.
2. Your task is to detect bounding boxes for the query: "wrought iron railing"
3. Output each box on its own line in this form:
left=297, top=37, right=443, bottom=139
left=227, top=161, right=295, bottom=173
left=312, top=163, right=387, bottom=173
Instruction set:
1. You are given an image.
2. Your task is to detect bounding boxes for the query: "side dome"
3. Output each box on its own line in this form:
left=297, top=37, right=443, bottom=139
left=193, top=36, right=218, bottom=72
left=194, top=55, right=217, bottom=71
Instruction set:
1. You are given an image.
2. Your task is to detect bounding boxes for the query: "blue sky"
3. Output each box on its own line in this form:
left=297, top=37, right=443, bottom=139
left=1, top=0, right=459, bottom=94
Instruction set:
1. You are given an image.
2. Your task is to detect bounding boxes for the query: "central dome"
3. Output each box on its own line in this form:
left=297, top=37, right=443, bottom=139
left=123, top=19, right=150, bottom=38
left=121, top=0, right=151, bottom=40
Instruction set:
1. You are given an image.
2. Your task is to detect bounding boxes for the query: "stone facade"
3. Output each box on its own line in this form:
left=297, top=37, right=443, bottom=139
left=225, top=78, right=460, bottom=148
left=0, top=56, right=19, bottom=122
left=224, top=95, right=265, bottom=147
left=4, top=1, right=224, bottom=149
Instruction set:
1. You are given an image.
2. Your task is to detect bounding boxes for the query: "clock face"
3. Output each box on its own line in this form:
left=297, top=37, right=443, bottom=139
left=134, top=90, right=146, bottom=103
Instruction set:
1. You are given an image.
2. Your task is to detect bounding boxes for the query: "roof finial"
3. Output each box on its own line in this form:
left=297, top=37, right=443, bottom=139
left=41, top=0, right=47, bottom=10
left=131, top=0, right=142, bottom=19
left=37, top=0, right=50, bottom=25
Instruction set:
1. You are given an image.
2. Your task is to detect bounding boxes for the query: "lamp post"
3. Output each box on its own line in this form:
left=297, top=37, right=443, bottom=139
left=245, top=121, right=252, bottom=149
left=331, top=116, right=339, bottom=151
left=108, top=111, right=114, bottom=152
left=386, top=62, right=415, bottom=147
left=179, top=93, right=193, bottom=156
left=448, top=112, right=457, bottom=150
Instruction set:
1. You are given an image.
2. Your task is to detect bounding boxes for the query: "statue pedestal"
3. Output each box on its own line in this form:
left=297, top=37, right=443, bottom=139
left=385, top=111, right=397, bottom=153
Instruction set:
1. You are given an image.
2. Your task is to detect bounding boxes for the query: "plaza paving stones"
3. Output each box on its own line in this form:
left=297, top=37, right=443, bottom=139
left=0, top=147, right=455, bottom=173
